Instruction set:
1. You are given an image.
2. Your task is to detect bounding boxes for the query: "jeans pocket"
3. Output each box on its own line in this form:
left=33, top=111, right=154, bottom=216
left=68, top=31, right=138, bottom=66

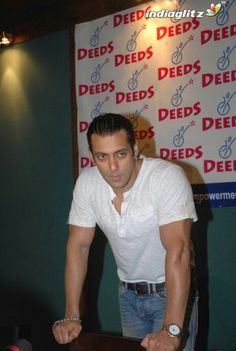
left=155, top=288, right=167, bottom=299
left=118, top=283, right=127, bottom=297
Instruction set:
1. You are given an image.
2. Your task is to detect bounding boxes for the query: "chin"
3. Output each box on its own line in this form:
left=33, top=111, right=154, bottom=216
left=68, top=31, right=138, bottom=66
left=107, top=179, right=124, bottom=188
left=110, top=182, right=124, bottom=188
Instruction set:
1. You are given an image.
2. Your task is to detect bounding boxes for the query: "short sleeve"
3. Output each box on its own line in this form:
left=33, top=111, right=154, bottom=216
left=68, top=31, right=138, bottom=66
left=68, top=172, right=96, bottom=227
left=154, top=164, right=197, bottom=226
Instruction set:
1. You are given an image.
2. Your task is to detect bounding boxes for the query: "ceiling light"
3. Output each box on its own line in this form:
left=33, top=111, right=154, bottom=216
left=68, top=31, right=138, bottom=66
left=0, top=31, right=14, bottom=47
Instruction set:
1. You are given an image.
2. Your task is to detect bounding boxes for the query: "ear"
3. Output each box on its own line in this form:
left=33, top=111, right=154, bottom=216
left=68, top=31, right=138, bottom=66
left=89, top=150, right=95, bottom=163
left=133, top=142, right=139, bottom=158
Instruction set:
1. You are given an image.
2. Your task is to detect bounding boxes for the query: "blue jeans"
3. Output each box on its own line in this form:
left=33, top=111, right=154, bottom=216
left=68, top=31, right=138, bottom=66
left=118, top=283, right=198, bottom=351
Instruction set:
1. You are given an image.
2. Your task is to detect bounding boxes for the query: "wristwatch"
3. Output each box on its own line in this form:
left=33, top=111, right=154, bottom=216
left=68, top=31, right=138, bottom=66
left=163, top=323, right=182, bottom=338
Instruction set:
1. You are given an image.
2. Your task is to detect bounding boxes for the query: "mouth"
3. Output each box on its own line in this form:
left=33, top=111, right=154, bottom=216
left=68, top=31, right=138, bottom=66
left=110, top=175, right=122, bottom=182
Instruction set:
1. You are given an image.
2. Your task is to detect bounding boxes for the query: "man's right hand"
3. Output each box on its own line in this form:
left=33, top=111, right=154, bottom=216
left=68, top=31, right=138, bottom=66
left=52, top=320, right=82, bottom=344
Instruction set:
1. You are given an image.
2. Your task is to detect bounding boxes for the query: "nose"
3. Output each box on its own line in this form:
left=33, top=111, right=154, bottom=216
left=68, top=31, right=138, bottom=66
left=109, top=156, right=119, bottom=172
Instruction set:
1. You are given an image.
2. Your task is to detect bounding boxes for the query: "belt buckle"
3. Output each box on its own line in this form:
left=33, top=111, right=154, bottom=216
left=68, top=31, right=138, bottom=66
left=135, top=282, right=150, bottom=295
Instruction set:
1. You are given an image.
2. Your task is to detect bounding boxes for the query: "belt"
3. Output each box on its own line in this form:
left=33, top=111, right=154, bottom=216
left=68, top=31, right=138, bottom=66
left=120, top=280, right=165, bottom=295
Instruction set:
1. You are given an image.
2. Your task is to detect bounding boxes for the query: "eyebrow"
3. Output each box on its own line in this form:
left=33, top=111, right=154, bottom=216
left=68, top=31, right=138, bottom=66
left=94, top=148, right=129, bottom=156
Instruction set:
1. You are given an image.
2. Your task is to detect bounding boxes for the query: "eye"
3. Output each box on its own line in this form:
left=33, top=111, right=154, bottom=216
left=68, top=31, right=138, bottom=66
left=117, top=151, right=127, bottom=158
left=96, top=154, right=106, bottom=160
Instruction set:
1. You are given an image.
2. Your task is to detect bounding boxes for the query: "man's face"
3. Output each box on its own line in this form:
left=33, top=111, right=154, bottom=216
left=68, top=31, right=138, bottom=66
left=90, top=129, right=138, bottom=194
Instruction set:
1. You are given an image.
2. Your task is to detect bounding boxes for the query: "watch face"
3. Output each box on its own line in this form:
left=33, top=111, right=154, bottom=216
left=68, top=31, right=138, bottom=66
left=168, top=324, right=181, bottom=336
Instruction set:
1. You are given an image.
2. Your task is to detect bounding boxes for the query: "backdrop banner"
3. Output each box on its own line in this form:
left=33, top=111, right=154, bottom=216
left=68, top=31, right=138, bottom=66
left=75, top=0, right=236, bottom=207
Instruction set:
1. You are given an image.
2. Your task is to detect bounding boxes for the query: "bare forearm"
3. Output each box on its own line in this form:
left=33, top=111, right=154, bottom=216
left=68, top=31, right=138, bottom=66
left=140, top=251, right=191, bottom=351
left=64, top=225, right=95, bottom=318
left=164, top=246, right=191, bottom=327
left=64, top=245, right=89, bottom=318
left=53, top=226, right=94, bottom=345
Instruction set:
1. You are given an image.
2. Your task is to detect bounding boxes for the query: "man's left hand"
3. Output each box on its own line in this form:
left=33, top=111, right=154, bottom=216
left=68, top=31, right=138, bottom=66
left=141, top=330, right=180, bottom=351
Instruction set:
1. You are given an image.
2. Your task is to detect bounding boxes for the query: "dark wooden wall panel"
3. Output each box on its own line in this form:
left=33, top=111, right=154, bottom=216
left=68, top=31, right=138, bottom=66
left=2, top=0, right=150, bottom=44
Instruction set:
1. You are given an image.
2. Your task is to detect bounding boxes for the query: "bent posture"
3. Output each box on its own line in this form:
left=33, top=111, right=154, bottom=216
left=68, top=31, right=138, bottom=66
left=53, top=113, right=198, bottom=351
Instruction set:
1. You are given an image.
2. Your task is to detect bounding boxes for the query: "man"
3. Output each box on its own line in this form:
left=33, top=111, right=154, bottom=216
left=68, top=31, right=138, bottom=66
left=52, top=113, right=198, bottom=351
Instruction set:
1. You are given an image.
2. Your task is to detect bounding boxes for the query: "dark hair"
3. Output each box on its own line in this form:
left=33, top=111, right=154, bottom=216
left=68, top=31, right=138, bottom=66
left=87, top=113, right=136, bottom=151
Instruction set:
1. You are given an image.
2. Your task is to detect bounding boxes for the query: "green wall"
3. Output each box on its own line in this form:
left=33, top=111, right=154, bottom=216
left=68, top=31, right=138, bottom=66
left=206, top=208, right=236, bottom=351
left=0, top=30, right=72, bottom=351
left=0, top=27, right=235, bottom=351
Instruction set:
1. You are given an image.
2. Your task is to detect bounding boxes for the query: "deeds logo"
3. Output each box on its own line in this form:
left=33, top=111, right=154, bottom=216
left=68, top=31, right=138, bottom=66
left=206, top=3, right=222, bottom=16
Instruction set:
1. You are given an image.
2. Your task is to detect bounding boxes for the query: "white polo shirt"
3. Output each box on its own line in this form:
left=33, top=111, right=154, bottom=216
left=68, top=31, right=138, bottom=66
left=69, top=157, right=197, bottom=283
